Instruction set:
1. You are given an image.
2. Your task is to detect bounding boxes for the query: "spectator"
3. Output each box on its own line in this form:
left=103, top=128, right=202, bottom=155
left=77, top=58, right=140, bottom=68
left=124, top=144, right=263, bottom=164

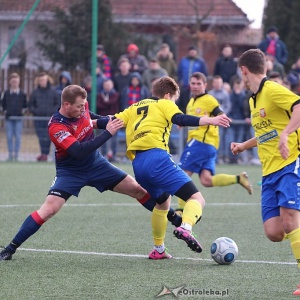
left=113, top=57, right=131, bottom=95
left=177, top=46, right=207, bottom=88
left=95, top=44, right=112, bottom=78
left=120, top=44, right=148, bottom=75
left=227, top=78, right=247, bottom=164
left=120, top=72, right=150, bottom=111
left=142, top=57, right=168, bottom=90
left=1, top=73, right=27, bottom=161
left=268, top=71, right=284, bottom=85
left=82, top=75, right=92, bottom=105
left=265, top=53, right=285, bottom=79
left=213, top=45, right=238, bottom=85
left=208, top=75, right=231, bottom=164
left=290, top=57, right=300, bottom=77
left=258, top=25, right=288, bottom=65
left=96, top=63, right=107, bottom=94
left=55, top=71, right=72, bottom=97
left=156, top=43, right=177, bottom=80
left=28, top=72, right=60, bottom=162
left=97, top=79, right=120, bottom=162
left=176, top=85, right=191, bottom=114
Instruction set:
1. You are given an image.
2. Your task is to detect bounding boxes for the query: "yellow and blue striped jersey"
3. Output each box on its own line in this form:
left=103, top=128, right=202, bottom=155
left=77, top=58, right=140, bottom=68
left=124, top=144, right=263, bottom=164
left=115, top=98, right=183, bottom=160
left=250, top=79, right=300, bottom=176
left=186, top=93, right=221, bottom=149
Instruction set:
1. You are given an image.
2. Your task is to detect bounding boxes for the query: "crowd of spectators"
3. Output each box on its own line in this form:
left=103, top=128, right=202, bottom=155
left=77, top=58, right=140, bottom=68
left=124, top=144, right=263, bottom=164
left=1, top=25, right=300, bottom=163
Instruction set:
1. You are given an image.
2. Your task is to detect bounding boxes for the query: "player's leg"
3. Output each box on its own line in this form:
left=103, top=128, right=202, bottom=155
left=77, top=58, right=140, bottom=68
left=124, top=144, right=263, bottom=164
left=0, top=194, right=66, bottom=260
left=149, top=195, right=173, bottom=260
left=174, top=181, right=204, bottom=253
left=262, top=162, right=300, bottom=295
left=176, top=170, right=193, bottom=216
left=263, top=216, right=286, bottom=242
left=112, top=174, right=182, bottom=226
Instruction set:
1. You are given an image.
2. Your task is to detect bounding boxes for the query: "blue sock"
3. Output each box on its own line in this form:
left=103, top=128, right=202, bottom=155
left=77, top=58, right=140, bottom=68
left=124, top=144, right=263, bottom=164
left=6, top=212, right=44, bottom=253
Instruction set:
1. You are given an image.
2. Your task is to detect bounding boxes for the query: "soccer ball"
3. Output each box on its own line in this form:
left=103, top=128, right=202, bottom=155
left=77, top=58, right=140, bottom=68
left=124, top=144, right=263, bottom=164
left=210, top=237, right=238, bottom=265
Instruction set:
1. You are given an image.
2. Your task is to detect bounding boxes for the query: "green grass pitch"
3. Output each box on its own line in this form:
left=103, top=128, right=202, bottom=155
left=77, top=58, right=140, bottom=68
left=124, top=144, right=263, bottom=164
left=0, top=162, right=298, bottom=299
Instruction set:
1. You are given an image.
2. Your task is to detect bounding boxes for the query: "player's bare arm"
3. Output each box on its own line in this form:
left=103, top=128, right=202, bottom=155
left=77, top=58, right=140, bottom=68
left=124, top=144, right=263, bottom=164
left=199, top=114, right=231, bottom=127
left=231, top=137, right=257, bottom=155
left=279, top=103, right=300, bottom=160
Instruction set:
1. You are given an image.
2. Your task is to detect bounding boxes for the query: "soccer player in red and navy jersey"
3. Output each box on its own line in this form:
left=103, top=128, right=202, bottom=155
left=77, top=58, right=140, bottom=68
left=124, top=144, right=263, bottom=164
left=0, top=85, right=180, bottom=261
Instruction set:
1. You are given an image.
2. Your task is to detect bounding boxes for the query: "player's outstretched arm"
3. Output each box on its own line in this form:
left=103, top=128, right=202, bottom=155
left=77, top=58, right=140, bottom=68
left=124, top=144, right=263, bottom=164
left=66, top=119, right=123, bottom=159
left=231, top=137, right=257, bottom=155
left=199, top=114, right=231, bottom=127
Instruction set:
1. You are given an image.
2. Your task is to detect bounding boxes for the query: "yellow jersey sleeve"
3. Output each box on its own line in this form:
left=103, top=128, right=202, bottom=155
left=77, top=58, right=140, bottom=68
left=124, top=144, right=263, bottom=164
left=250, top=81, right=300, bottom=175
left=115, top=98, right=182, bottom=160
left=186, top=94, right=220, bottom=149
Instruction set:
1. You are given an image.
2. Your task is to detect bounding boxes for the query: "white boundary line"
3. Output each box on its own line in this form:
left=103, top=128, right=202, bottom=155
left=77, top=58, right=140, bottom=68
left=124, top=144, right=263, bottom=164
left=18, top=247, right=295, bottom=265
left=0, top=202, right=260, bottom=208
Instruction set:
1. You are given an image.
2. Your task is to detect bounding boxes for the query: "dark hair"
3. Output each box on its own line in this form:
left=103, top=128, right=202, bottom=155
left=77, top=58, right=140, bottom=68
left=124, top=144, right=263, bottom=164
left=152, top=76, right=179, bottom=98
left=190, top=72, right=207, bottom=83
left=268, top=71, right=281, bottom=79
left=238, top=49, right=266, bottom=75
left=61, top=85, right=87, bottom=104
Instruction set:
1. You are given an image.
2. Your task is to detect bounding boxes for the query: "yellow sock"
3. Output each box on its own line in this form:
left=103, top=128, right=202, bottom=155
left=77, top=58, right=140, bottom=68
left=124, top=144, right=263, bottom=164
left=212, top=174, right=237, bottom=186
left=152, top=207, right=168, bottom=246
left=177, top=198, right=186, bottom=210
left=287, top=228, right=300, bottom=268
left=182, top=199, right=202, bottom=226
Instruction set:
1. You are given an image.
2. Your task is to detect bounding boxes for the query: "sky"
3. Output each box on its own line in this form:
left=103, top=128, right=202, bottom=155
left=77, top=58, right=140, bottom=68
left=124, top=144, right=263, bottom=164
left=232, top=0, right=265, bottom=28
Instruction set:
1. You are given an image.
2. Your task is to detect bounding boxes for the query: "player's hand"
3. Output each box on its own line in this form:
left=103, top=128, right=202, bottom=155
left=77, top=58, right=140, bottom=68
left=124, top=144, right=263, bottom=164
left=279, top=132, right=289, bottom=159
left=106, top=118, right=124, bottom=135
left=231, top=142, right=245, bottom=155
left=210, top=114, right=231, bottom=127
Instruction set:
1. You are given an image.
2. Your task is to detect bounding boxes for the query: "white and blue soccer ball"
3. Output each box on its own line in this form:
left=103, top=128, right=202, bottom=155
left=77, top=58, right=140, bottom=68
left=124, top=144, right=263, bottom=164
left=210, top=237, right=238, bottom=265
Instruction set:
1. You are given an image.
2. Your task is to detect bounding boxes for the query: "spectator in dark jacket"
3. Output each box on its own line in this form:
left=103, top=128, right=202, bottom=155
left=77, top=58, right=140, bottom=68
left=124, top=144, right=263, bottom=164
left=258, top=26, right=288, bottom=65
left=55, top=71, right=72, bottom=96
left=120, top=72, right=151, bottom=111
left=1, top=73, right=27, bottom=161
left=97, top=79, right=120, bottom=161
left=213, top=45, right=238, bottom=85
left=28, top=72, right=59, bottom=162
left=177, top=46, right=207, bottom=88
left=113, top=57, right=131, bottom=95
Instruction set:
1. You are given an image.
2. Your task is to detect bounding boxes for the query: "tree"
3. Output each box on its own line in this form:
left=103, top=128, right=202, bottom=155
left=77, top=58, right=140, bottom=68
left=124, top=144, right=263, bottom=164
left=36, top=0, right=130, bottom=70
left=264, top=0, right=300, bottom=68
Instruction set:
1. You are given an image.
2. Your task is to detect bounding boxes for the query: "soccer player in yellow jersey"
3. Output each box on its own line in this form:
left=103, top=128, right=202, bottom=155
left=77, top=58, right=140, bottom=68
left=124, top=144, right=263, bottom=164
left=231, top=49, right=300, bottom=296
left=115, top=76, right=231, bottom=259
left=175, top=72, right=253, bottom=215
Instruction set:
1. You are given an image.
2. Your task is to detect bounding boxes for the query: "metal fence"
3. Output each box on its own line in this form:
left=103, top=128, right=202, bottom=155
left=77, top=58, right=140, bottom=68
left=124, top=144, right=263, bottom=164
left=0, top=115, right=256, bottom=163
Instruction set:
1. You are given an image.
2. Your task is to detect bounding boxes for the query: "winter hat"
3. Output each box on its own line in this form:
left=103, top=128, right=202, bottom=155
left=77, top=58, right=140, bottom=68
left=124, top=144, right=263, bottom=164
left=127, top=44, right=139, bottom=53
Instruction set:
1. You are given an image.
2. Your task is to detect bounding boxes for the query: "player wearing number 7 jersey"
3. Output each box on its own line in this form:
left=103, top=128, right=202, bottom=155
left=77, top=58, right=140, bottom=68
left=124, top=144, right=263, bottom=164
left=115, top=76, right=231, bottom=259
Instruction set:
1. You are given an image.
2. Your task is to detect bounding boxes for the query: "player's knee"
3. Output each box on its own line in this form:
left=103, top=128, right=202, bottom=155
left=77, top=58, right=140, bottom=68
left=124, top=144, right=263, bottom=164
left=200, top=178, right=212, bottom=187
left=265, top=230, right=284, bottom=242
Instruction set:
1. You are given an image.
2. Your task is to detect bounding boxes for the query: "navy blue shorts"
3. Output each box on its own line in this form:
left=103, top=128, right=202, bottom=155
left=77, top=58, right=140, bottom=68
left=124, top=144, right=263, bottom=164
left=178, top=139, right=217, bottom=175
left=261, top=158, right=300, bottom=222
left=49, top=157, right=127, bottom=197
left=132, top=148, right=192, bottom=199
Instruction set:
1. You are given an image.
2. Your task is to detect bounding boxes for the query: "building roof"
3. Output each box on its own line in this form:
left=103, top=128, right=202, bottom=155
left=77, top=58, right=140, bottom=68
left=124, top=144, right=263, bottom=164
left=0, top=0, right=71, bottom=12
left=0, top=0, right=249, bottom=26
left=110, top=0, right=249, bottom=26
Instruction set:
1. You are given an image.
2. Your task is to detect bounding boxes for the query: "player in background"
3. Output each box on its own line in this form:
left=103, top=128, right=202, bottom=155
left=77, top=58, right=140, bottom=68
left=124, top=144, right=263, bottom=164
left=115, top=76, right=231, bottom=259
left=231, top=49, right=300, bottom=296
left=0, top=85, right=181, bottom=261
left=175, top=72, right=252, bottom=216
